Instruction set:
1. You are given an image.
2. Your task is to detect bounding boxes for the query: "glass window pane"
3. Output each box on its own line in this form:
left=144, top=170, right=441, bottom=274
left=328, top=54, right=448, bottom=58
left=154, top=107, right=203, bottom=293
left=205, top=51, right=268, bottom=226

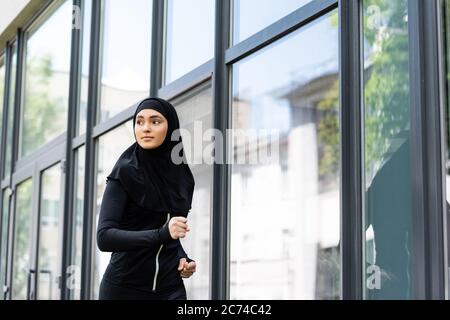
left=98, top=0, right=152, bottom=123
left=21, top=1, right=72, bottom=157
left=232, top=0, right=312, bottom=44
left=37, top=163, right=63, bottom=300
left=12, top=179, right=33, bottom=300
left=363, top=0, right=412, bottom=299
left=172, top=84, right=213, bottom=299
left=69, top=146, right=85, bottom=299
left=93, top=122, right=134, bottom=299
left=3, top=44, right=17, bottom=179
left=1, top=190, right=10, bottom=298
left=78, top=0, right=92, bottom=136
left=230, top=11, right=340, bottom=299
left=165, top=0, right=215, bottom=84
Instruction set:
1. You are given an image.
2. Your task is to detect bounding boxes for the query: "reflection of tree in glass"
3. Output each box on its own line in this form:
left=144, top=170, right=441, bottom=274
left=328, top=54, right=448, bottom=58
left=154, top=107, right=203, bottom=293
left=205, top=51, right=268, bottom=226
left=318, top=1, right=412, bottom=299
left=316, top=79, right=340, bottom=298
left=363, top=0, right=409, bottom=180
left=317, top=1, right=409, bottom=184
left=318, top=80, right=339, bottom=182
left=314, top=12, right=340, bottom=299
left=316, top=12, right=339, bottom=185
left=13, top=179, right=33, bottom=299
left=22, top=54, right=60, bottom=156
left=363, top=0, right=412, bottom=300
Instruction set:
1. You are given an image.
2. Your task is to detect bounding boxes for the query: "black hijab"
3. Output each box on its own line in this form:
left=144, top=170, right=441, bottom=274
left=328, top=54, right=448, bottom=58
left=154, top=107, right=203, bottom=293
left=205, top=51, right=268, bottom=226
left=106, top=97, right=195, bottom=216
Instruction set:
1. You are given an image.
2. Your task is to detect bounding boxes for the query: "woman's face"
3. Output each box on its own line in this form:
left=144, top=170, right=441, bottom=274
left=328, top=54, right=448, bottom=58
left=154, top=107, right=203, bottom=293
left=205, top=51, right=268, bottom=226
left=135, top=109, right=168, bottom=149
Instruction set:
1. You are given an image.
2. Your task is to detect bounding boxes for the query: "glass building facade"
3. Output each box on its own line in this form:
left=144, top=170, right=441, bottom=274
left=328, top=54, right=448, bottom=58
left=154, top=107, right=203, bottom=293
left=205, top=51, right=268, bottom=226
left=0, top=0, right=449, bottom=300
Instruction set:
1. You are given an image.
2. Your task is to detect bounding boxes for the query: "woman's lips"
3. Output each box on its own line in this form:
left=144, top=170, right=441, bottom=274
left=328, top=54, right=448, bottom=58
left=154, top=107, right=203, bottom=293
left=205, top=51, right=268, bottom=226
left=143, top=137, right=154, bottom=141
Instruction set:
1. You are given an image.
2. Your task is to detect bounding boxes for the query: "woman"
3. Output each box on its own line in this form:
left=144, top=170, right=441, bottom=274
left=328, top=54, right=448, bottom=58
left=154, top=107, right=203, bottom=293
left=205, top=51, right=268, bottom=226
left=97, top=97, right=196, bottom=300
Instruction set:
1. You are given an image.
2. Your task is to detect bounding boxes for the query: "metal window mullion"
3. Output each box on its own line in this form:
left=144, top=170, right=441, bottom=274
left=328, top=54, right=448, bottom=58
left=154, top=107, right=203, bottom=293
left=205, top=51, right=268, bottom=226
left=408, top=0, right=446, bottom=300
left=80, top=0, right=101, bottom=300
left=158, top=60, right=213, bottom=100
left=1, top=45, right=12, bottom=181
left=150, top=0, right=165, bottom=97
left=211, top=0, right=231, bottom=301
left=339, top=0, right=363, bottom=300
left=437, top=0, right=449, bottom=300
left=0, top=46, right=12, bottom=279
left=6, top=27, right=26, bottom=300
left=10, top=30, right=25, bottom=186
left=0, top=43, right=12, bottom=300
left=61, top=0, right=83, bottom=300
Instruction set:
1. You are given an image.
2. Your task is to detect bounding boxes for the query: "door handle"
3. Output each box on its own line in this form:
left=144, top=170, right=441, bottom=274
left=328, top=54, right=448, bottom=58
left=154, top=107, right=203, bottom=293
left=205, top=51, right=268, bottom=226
left=27, top=268, right=36, bottom=300
left=3, top=285, right=9, bottom=299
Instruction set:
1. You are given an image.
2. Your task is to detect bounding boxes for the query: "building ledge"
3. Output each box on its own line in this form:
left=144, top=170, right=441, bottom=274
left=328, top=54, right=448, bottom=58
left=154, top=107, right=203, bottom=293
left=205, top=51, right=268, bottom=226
left=0, top=0, right=50, bottom=52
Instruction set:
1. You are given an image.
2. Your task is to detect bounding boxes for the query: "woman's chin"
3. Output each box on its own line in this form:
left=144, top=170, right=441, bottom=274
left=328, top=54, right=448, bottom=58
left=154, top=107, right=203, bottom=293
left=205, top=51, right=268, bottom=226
left=140, top=142, right=160, bottom=150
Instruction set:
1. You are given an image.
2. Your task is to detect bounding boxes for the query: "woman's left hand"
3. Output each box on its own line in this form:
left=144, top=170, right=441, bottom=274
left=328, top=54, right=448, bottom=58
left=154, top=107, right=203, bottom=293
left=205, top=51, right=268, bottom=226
left=178, top=258, right=196, bottom=278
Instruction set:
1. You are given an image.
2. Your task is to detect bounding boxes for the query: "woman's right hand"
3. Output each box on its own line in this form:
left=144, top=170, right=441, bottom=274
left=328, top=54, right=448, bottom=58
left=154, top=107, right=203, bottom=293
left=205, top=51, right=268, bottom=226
left=168, top=217, right=190, bottom=239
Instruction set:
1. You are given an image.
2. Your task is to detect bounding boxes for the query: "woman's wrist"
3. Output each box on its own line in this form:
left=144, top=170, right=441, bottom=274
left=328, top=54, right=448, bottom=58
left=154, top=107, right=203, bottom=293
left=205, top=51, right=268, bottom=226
left=158, top=223, right=173, bottom=243
left=185, top=257, right=194, bottom=263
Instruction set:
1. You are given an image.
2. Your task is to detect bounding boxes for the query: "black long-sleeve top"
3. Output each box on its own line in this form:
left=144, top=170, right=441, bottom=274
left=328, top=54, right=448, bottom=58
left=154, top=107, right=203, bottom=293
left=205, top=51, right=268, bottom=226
left=96, top=178, right=193, bottom=293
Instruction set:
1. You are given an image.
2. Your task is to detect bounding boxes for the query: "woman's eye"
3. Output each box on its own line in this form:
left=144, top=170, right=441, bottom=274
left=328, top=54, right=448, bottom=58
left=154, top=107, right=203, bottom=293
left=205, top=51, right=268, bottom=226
left=153, top=120, right=160, bottom=125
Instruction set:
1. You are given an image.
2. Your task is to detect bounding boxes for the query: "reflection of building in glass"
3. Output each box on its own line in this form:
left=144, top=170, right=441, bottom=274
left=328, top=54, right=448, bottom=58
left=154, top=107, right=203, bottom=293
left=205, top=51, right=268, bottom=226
left=172, top=86, right=213, bottom=299
left=280, top=71, right=340, bottom=300
left=230, top=67, right=340, bottom=299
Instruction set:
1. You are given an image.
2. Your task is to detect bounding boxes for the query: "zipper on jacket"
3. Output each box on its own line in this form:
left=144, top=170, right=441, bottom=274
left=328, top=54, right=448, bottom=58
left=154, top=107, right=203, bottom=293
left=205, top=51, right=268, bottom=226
left=152, top=213, right=170, bottom=292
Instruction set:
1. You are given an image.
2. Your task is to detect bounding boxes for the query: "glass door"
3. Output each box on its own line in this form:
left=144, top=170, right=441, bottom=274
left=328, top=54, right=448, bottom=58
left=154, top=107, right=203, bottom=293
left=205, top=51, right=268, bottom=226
left=36, top=163, right=64, bottom=300
left=9, top=158, right=65, bottom=300
left=10, top=178, right=33, bottom=299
